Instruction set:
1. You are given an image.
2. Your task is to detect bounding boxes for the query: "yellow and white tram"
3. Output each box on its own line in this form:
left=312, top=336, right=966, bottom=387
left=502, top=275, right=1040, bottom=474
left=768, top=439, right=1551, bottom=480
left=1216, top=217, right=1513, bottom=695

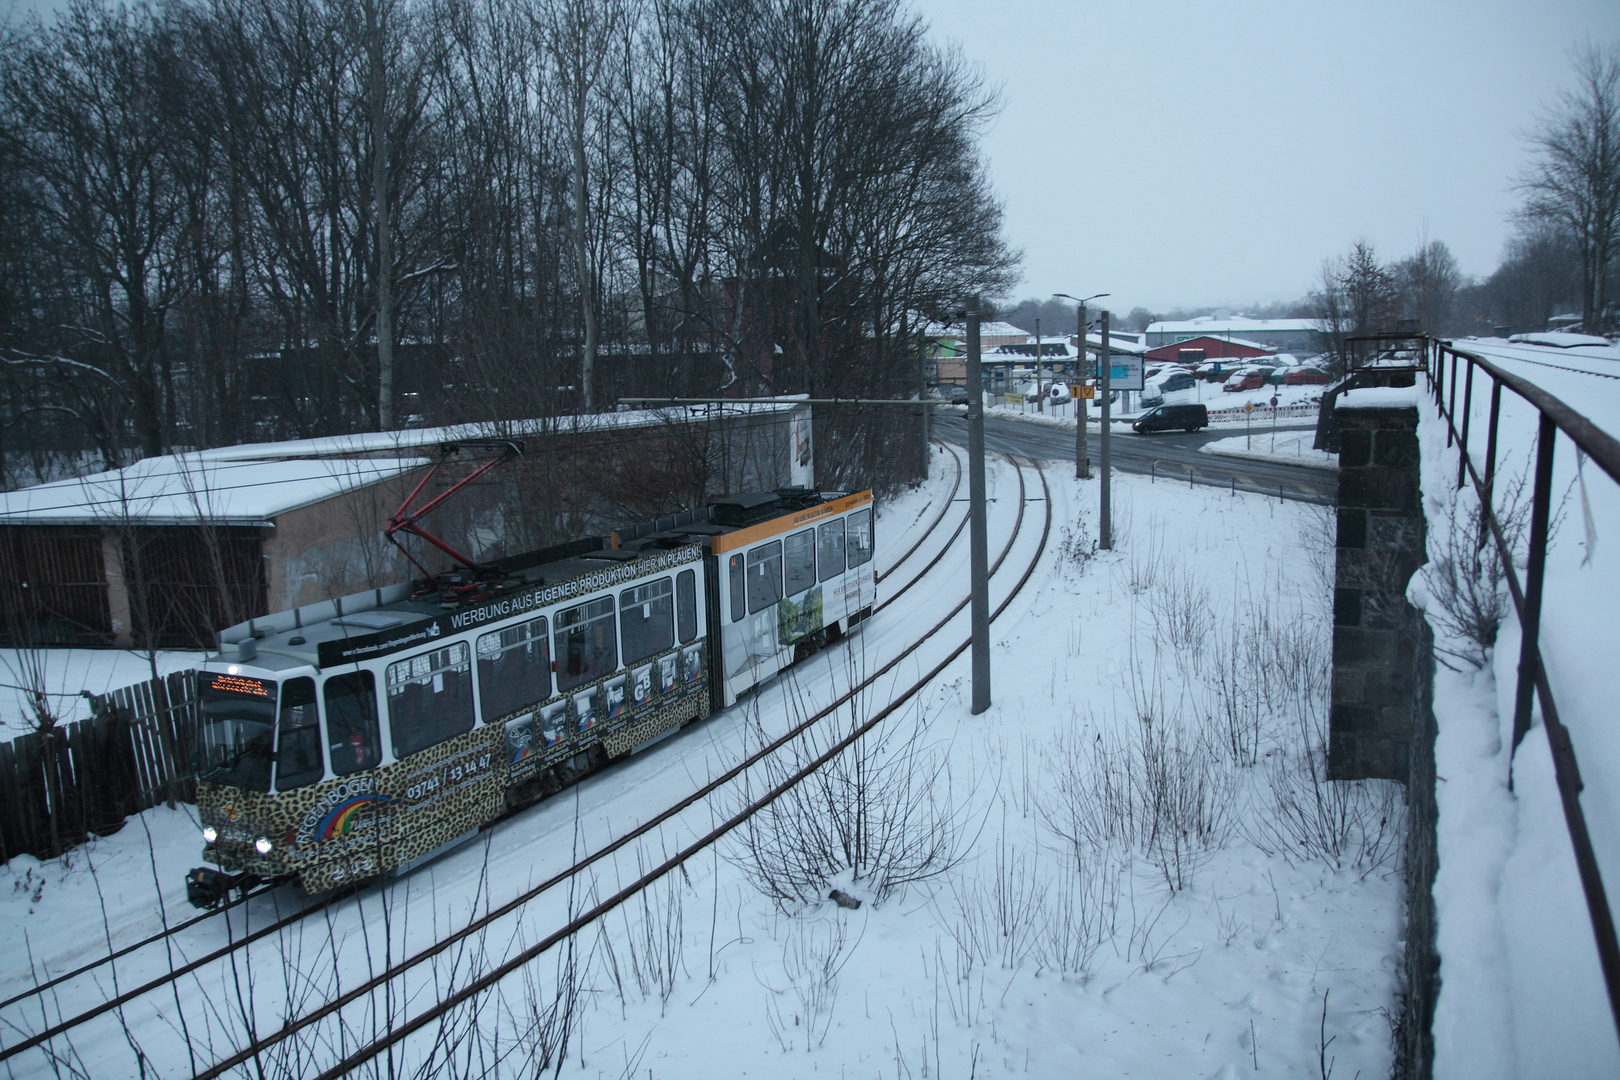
left=186, top=488, right=874, bottom=905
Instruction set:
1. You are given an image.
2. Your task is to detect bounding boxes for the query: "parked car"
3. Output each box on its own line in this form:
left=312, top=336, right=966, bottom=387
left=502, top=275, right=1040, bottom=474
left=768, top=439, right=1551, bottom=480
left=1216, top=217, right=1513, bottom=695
left=1132, top=403, right=1209, bottom=433
left=1196, top=360, right=1233, bottom=383
left=1046, top=382, right=1072, bottom=404
left=1264, top=366, right=1292, bottom=386
left=1222, top=367, right=1272, bottom=392
left=1284, top=366, right=1330, bottom=385
left=945, top=385, right=970, bottom=404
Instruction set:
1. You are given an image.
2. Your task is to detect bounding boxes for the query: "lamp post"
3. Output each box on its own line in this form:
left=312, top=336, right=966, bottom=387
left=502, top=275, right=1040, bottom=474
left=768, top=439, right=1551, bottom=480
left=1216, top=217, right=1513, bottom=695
left=1054, top=293, right=1108, bottom=479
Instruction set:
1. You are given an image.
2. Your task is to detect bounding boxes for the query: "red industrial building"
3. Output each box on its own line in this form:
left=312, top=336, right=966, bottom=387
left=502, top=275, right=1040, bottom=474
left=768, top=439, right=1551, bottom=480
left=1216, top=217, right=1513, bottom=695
left=1143, top=334, right=1275, bottom=366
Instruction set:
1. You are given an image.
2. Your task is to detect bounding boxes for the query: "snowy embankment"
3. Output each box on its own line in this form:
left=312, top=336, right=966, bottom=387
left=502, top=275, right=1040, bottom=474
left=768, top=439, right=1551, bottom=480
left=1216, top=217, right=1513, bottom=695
left=1411, top=338, right=1620, bottom=1078
left=1201, top=429, right=1338, bottom=471
left=0, top=455, right=1404, bottom=1078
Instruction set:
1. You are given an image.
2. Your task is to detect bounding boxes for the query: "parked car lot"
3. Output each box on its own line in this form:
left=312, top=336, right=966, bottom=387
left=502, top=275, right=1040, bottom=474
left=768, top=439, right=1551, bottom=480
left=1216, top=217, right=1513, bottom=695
left=1284, top=366, right=1329, bottom=385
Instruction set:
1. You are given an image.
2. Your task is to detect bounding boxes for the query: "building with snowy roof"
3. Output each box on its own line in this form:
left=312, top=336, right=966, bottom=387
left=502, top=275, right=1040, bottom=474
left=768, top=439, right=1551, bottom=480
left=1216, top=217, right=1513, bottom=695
left=1145, top=316, right=1318, bottom=354
left=0, top=404, right=812, bottom=649
left=1143, top=334, right=1277, bottom=366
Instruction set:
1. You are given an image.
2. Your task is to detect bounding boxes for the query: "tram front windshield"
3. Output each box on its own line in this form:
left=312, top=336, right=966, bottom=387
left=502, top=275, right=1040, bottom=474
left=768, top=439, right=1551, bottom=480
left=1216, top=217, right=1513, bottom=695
left=197, top=672, right=277, bottom=791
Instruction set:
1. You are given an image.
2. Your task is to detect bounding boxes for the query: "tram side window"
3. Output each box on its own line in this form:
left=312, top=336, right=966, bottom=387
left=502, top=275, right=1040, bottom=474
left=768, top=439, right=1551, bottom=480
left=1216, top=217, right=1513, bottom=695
left=784, top=529, right=816, bottom=595
left=557, top=596, right=618, bottom=692
left=818, top=519, right=846, bottom=581
left=676, top=569, right=698, bottom=643
left=274, top=677, right=323, bottom=791
left=847, top=508, right=874, bottom=567
left=387, top=643, right=475, bottom=760
left=728, top=554, right=745, bottom=623
left=621, top=577, right=675, bottom=665
left=477, top=617, right=551, bottom=723
left=746, top=540, right=783, bottom=614
left=325, top=671, right=381, bottom=776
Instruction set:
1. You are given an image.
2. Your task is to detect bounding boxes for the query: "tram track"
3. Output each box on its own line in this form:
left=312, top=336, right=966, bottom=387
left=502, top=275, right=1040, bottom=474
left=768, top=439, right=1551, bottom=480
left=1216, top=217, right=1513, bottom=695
left=197, top=454, right=1051, bottom=1080
left=1, top=452, right=1046, bottom=1078
left=0, top=450, right=969, bottom=1038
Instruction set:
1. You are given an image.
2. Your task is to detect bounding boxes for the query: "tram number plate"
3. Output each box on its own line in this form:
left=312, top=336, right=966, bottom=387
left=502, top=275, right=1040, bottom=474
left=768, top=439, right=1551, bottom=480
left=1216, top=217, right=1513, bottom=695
left=404, top=751, right=495, bottom=804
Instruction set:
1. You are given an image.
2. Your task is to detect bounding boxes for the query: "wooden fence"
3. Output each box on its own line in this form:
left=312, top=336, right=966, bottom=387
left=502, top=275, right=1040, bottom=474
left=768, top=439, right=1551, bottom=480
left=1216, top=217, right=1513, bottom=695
left=0, top=670, right=198, bottom=864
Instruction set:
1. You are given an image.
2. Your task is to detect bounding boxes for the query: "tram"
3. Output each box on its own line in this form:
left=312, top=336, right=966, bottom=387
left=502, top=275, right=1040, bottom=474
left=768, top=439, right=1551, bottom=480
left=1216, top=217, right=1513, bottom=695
left=186, top=486, right=875, bottom=906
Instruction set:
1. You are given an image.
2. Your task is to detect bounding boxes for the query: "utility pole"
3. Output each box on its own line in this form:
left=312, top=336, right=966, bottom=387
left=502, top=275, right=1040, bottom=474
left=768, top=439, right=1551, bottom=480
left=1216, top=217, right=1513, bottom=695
left=1099, top=309, right=1113, bottom=550
left=1076, top=303, right=1089, bottom=477
left=966, top=297, right=991, bottom=714
left=1034, top=317, right=1043, bottom=412
left=917, top=327, right=929, bottom=473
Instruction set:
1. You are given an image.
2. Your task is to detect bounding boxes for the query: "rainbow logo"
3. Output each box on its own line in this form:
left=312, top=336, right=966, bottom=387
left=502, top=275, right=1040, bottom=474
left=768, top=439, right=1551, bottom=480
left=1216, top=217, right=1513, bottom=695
left=315, top=794, right=390, bottom=840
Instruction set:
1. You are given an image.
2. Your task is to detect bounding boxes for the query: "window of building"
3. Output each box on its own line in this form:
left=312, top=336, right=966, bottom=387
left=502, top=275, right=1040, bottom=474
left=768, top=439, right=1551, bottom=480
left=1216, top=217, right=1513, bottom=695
left=676, top=569, right=698, bottom=643
left=746, top=540, right=783, bottom=614
left=324, top=670, right=380, bottom=776
left=557, top=596, right=618, bottom=692
left=477, top=617, right=550, bottom=723
left=817, top=520, right=846, bottom=581
left=846, top=508, right=873, bottom=567
left=620, top=577, right=675, bottom=665
left=274, top=677, right=322, bottom=791
left=784, top=529, right=816, bottom=595
left=387, top=643, right=475, bottom=760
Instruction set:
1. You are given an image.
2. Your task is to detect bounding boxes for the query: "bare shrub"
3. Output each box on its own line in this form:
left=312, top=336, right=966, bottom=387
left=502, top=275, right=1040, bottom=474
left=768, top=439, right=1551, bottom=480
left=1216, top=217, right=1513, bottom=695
left=942, top=834, right=1045, bottom=970
left=1145, top=563, right=1215, bottom=663
left=1244, top=715, right=1406, bottom=878
left=594, top=847, right=688, bottom=1014
left=766, top=915, right=852, bottom=1051
left=1201, top=596, right=1329, bottom=767
left=1042, top=711, right=1236, bottom=894
left=1422, top=469, right=1533, bottom=671
left=725, top=674, right=970, bottom=910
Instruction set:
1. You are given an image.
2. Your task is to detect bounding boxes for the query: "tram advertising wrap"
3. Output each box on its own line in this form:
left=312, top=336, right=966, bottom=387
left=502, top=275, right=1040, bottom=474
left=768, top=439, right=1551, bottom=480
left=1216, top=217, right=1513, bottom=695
left=187, top=488, right=874, bottom=905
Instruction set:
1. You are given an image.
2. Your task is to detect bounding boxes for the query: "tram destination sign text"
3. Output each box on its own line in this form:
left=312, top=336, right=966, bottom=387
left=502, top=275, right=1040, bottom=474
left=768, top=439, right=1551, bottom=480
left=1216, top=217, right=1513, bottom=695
left=318, top=545, right=702, bottom=668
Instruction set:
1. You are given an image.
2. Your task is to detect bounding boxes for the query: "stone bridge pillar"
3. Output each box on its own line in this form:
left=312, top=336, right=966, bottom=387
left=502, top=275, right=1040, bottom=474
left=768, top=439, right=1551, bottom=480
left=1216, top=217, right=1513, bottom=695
left=1329, top=396, right=1428, bottom=780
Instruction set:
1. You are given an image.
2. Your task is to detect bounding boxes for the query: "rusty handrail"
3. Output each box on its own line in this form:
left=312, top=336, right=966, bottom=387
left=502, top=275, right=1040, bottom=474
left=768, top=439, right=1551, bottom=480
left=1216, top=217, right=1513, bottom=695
left=1428, top=336, right=1620, bottom=1044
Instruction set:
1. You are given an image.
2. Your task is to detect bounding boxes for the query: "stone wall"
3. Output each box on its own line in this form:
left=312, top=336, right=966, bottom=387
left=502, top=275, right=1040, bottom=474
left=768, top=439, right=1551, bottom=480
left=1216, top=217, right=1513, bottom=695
left=1330, top=403, right=1426, bottom=780
left=1328, top=394, right=1437, bottom=1079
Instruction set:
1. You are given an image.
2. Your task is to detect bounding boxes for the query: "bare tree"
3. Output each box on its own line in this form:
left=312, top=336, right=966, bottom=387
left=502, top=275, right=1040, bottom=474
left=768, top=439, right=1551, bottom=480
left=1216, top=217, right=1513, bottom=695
left=1516, top=40, right=1620, bottom=331
left=1392, top=237, right=1461, bottom=336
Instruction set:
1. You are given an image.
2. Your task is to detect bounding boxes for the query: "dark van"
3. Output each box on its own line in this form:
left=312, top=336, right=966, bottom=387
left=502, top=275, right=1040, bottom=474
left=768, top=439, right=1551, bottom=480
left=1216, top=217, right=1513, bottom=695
left=1133, top=403, right=1208, bottom=434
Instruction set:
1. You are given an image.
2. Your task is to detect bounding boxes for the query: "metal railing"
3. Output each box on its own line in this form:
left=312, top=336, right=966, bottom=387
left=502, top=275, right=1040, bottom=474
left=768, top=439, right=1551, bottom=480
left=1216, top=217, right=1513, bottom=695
left=1424, top=334, right=1620, bottom=1043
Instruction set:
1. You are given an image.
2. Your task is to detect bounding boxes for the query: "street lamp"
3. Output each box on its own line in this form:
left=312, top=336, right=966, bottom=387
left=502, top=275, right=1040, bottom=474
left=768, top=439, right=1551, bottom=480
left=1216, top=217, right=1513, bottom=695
left=1054, top=293, right=1108, bottom=479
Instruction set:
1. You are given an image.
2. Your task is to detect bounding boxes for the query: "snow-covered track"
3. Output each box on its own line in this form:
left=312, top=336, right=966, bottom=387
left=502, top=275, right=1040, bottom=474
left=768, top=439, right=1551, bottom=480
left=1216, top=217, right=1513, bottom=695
left=0, top=453, right=969, bottom=1045
left=0, top=454, right=1046, bottom=1078
left=186, top=455, right=1051, bottom=1080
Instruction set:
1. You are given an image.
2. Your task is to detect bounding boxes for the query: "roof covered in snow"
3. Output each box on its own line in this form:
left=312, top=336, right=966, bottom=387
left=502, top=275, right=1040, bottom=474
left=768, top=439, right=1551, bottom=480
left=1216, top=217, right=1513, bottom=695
left=1146, top=316, right=1317, bottom=335
left=0, top=455, right=430, bottom=526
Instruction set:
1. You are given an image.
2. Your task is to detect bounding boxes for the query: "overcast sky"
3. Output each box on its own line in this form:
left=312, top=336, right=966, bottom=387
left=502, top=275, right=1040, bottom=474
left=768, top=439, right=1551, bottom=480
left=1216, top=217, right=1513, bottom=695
left=916, top=0, right=1620, bottom=314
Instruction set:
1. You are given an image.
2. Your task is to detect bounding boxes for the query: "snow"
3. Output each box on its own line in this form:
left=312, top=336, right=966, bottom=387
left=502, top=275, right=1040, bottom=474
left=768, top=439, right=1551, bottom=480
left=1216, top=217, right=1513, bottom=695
left=0, top=453, right=1406, bottom=1078
left=1505, top=331, right=1612, bottom=349
left=1335, top=384, right=1421, bottom=410
left=1145, top=317, right=1318, bottom=336
left=0, top=649, right=203, bottom=732
left=0, top=454, right=429, bottom=525
left=1202, top=430, right=1337, bottom=471
left=1409, top=354, right=1620, bottom=1076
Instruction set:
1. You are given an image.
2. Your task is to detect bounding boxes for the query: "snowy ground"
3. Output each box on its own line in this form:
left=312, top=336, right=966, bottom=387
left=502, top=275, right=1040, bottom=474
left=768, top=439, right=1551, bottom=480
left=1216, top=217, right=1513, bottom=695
left=1411, top=339, right=1620, bottom=1078
left=0, top=648, right=204, bottom=733
left=0, top=452, right=1405, bottom=1079
left=1202, top=429, right=1337, bottom=471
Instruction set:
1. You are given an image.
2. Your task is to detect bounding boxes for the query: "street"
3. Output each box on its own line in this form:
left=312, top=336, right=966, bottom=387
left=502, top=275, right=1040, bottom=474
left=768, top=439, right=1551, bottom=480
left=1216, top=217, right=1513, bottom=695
left=932, top=411, right=1336, bottom=504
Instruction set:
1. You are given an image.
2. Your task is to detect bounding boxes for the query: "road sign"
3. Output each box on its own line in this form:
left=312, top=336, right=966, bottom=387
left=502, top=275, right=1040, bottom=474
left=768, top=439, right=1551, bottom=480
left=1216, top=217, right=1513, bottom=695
left=1244, top=402, right=1253, bottom=413
left=1077, top=384, right=1094, bottom=399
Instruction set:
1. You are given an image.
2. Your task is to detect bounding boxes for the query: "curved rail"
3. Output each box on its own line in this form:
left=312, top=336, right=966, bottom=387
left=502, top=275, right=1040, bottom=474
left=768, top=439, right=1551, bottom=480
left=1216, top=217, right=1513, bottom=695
left=189, top=454, right=1048, bottom=1080
left=0, top=454, right=1036, bottom=1073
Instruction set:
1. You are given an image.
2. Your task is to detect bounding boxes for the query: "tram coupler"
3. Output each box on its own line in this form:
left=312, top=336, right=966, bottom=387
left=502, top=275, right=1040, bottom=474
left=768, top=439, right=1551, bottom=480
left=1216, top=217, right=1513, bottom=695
left=186, top=867, right=260, bottom=909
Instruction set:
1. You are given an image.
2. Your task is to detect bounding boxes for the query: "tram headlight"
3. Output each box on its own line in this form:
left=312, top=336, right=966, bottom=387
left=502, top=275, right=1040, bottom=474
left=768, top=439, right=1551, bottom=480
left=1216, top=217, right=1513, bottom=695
left=253, top=836, right=273, bottom=856
left=202, top=826, right=218, bottom=845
